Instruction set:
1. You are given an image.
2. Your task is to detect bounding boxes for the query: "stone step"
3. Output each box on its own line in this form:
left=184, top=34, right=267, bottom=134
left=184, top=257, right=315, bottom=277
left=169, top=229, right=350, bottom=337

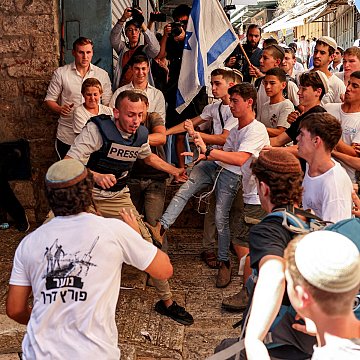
left=0, top=315, right=25, bottom=354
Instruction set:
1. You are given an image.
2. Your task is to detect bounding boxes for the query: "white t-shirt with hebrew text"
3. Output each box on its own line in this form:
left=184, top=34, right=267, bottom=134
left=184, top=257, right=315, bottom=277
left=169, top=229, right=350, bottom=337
left=10, top=212, right=157, bottom=360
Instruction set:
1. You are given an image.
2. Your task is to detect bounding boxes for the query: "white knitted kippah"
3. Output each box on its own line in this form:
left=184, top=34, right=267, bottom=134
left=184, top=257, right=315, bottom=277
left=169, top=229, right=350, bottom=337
left=46, top=159, right=87, bottom=189
left=295, top=231, right=360, bottom=293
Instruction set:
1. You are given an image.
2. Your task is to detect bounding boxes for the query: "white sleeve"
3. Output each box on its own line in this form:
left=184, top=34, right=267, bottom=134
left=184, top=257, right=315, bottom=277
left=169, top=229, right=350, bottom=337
left=238, top=126, right=269, bottom=154
left=109, top=89, right=121, bottom=109
left=100, top=72, right=113, bottom=107
left=276, top=101, right=294, bottom=129
left=199, top=103, right=215, bottom=122
left=44, top=68, right=62, bottom=102
left=288, top=82, right=299, bottom=107
left=143, top=28, right=160, bottom=59
left=110, top=220, right=157, bottom=271
left=73, top=105, right=88, bottom=135
left=67, top=122, right=103, bottom=164
left=9, top=241, right=31, bottom=286
left=153, top=92, right=166, bottom=120
left=137, top=141, right=152, bottom=159
left=110, top=21, right=126, bottom=54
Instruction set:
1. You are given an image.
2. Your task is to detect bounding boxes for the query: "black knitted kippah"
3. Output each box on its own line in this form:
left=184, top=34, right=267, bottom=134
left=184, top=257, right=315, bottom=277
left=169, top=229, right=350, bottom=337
left=257, top=149, right=301, bottom=174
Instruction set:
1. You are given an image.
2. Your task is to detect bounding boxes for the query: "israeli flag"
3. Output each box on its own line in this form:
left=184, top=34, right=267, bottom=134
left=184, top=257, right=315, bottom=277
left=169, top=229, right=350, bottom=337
left=176, top=0, right=239, bottom=113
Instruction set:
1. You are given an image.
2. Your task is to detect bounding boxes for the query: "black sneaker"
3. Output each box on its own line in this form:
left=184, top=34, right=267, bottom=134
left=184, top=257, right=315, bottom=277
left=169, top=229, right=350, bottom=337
left=154, top=300, right=194, bottom=326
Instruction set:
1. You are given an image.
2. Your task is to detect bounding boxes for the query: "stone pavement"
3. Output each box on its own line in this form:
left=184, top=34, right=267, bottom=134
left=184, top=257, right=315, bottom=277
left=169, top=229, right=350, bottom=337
left=0, top=188, right=245, bottom=359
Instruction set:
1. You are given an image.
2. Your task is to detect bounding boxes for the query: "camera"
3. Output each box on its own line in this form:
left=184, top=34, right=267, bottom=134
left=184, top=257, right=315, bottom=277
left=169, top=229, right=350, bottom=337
left=150, top=12, right=167, bottom=22
left=129, top=7, right=144, bottom=25
left=169, top=22, right=183, bottom=38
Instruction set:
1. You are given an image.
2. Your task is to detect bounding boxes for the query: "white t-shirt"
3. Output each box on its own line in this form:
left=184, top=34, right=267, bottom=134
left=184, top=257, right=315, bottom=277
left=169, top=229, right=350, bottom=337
left=9, top=213, right=157, bottom=359
left=257, top=81, right=299, bottom=111
left=257, top=99, right=293, bottom=129
left=302, top=160, right=353, bottom=223
left=44, top=62, right=112, bottom=145
left=335, top=71, right=345, bottom=82
left=109, top=82, right=166, bottom=120
left=199, top=101, right=238, bottom=148
left=312, top=335, right=360, bottom=360
left=321, top=74, right=346, bottom=105
left=218, top=120, right=270, bottom=204
left=73, top=104, right=113, bottom=135
left=324, top=103, right=360, bottom=181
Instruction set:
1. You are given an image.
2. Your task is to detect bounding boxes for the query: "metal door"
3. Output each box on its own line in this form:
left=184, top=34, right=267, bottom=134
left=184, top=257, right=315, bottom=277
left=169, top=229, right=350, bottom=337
left=61, top=0, right=113, bottom=76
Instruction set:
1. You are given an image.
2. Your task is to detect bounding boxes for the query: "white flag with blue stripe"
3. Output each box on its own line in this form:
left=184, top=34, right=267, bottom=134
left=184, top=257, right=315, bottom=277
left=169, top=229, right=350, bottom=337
left=176, top=0, right=239, bottom=113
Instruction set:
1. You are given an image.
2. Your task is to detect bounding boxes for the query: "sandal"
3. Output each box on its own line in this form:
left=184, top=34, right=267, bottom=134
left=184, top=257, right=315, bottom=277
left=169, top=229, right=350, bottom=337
left=200, top=250, right=221, bottom=269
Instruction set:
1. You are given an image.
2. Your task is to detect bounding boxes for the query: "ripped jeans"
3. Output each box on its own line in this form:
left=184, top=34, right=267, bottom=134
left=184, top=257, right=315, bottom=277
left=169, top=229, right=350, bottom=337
left=160, top=161, right=242, bottom=261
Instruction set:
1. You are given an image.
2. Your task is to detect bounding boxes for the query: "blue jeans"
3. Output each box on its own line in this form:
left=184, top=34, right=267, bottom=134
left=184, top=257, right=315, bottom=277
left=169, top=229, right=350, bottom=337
left=214, top=168, right=242, bottom=261
left=160, top=161, right=219, bottom=229
left=161, top=161, right=241, bottom=262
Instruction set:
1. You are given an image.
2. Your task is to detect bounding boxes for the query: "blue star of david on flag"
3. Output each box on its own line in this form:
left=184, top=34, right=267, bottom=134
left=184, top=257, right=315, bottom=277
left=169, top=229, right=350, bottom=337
left=184, top=31, right=192, bottom=50
left=175, top=0, right=239, bottom=113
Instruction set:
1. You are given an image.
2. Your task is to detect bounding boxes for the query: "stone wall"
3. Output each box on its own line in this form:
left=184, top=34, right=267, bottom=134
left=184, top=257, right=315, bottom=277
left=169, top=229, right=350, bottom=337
left=0, top=0, right=60, bottom=222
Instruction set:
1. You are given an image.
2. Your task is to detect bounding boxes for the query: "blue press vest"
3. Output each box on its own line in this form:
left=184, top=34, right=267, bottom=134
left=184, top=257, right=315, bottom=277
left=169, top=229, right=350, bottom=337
left=87, top=115, right=148, bottom=191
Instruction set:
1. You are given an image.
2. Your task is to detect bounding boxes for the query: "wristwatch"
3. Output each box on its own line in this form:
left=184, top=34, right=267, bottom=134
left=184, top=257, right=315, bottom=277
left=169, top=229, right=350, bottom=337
left=204, top=145, right=213, bottom=159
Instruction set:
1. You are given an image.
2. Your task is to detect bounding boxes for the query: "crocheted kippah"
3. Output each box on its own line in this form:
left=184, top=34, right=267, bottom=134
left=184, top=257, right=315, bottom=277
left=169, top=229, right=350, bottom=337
left=45, top=159, right=88, bottom=189
left=295, top=231, right=360, bottom=293
left=317, top=36, right=337, bottom=52
left=257, top=149, right=301, bottom=174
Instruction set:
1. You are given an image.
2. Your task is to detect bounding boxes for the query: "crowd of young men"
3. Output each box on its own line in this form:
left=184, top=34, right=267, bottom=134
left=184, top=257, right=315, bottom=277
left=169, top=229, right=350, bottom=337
left=6, top=4, right=360, bottom=358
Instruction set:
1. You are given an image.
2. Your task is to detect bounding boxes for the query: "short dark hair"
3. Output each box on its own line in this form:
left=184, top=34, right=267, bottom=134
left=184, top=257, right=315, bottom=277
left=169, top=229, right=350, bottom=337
left=228, top=83, right=257, bottom=110
left=263, top=38, right=278, bottom=49
left=131, top=54, right=149, bottom=66
left=211, top=68, right=242, bottom=84
left=246, top=24, right=262, bottom=37
left=264, top=44, right=285, bottom=62
left=350, top=70, right=360, bottom=80
left=46, top=172, right=94, bottom=216
left=289, top=42, right=297, bottom=51
left=300, top=113, right=342, bottom=152
left=172, top=4, right=191, bottom=20
left=115, top=90, right=148, bottom=109
left=265, top=67, right=287, bottom=82
left=125, top=19, right=141, bottom=29
left=316, top=40, right=335, bottom=56
left=284, top=47, right=295, bottom=59
left=73, top=37, right=93, bottom=51
left=299, top=72, right=326, bottom=100
left=337, top=46, right=344, bottom=55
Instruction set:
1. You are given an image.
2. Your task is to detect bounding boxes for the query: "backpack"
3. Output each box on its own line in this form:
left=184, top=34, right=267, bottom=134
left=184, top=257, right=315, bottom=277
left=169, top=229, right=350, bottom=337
left=208, top=212, right=360, bottom=360
left=325, top=218, right=360, bottom=320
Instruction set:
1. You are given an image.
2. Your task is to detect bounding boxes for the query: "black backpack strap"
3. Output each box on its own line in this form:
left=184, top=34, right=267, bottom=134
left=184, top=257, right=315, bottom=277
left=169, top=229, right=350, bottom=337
left=218, top=101, right=225, bottom=129
left=254, top=76, right=264, bottom=92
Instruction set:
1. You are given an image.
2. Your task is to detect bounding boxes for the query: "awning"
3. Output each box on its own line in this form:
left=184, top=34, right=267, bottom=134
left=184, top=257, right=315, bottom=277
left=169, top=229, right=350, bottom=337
left=262, top=0, right=328, bottom=33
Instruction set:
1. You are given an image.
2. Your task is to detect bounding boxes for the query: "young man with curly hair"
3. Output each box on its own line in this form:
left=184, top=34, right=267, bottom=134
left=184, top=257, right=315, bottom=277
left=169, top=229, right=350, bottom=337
left=217, top=149, right=316, bottom=359
left=6, top=159, right=172, bottom=359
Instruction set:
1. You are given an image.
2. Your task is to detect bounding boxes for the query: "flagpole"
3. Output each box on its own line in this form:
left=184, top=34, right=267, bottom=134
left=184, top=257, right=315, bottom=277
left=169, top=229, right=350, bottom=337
left=238, top=42, right=256, bottom=84
left=238, top=43, right=251, bottom=67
